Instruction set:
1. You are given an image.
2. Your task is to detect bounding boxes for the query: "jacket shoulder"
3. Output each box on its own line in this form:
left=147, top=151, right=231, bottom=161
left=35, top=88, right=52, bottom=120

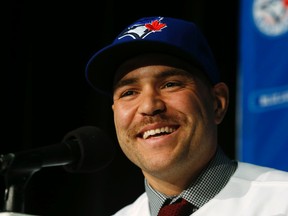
left=235, top=162, right=288, bottom=182
left=111, top=192, right=150, bottom=216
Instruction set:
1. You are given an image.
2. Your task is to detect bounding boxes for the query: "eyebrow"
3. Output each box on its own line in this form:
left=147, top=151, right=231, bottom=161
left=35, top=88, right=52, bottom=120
left=157, top=69, right=193, bottom=79
left=113, top=69, right=193, bottom=92
left=113, top=77, right=138, bottom=91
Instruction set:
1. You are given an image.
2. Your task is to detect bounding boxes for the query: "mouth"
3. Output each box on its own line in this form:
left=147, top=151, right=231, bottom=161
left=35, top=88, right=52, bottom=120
left=139, top=126, right=178, bottom=140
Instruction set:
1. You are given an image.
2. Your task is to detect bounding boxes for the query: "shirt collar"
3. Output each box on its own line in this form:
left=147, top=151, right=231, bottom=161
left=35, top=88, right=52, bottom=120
left=145, top=147, right=238, bottom=216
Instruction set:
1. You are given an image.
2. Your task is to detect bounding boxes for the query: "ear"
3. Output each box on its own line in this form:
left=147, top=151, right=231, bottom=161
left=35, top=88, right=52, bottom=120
left=212, top=82, right=229, bottom=124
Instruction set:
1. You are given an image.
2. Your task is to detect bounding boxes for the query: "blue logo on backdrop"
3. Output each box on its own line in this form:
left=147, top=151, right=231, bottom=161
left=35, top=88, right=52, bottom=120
left=253, top=0, right=288, bottom=36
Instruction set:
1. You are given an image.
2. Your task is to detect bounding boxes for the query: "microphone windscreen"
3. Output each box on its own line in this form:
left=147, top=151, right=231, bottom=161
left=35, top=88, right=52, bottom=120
left=62, top=126, right=115, bottom=173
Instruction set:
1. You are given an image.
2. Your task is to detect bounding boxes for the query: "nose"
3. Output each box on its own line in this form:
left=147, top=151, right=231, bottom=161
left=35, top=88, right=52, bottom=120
left=138, top=89, right=166, bottom=116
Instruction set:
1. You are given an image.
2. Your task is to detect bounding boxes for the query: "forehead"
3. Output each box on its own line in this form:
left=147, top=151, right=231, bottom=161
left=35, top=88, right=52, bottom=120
left=114, top=53, right=198, bottom=84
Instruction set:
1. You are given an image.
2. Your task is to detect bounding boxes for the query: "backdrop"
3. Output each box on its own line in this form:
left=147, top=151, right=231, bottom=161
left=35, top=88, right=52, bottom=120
left=237, top=0, right=288, bottom=172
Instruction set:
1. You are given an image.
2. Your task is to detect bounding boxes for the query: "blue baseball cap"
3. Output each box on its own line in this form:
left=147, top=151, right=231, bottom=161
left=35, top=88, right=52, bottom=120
left=85, top=16, right=220, bottom=96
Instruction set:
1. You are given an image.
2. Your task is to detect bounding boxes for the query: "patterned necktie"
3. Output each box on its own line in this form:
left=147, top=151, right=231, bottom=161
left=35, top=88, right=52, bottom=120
left=158, top=198, right=193, bottom=216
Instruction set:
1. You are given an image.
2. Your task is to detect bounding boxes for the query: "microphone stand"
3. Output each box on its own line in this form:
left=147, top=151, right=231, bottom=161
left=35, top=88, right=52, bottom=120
left=0, top=142, right=74, bottom=214
left=0, top=153, right=39, bottom=215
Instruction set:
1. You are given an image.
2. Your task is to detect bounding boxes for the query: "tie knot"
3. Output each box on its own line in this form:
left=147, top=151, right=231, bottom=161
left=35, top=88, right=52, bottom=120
left=158, top=198, right=193, bottom=216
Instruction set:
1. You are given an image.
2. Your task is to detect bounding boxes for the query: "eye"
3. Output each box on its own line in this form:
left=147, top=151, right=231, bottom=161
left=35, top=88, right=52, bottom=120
left=163, top=81, right=182, bottom=88
left=120, top=89, right=137, bottom=98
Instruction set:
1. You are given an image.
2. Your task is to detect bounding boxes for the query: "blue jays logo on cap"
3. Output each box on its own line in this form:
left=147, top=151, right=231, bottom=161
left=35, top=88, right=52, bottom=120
left=118, top=17, right=167, bottom=40
left=85, top=16, right=220, bottom=97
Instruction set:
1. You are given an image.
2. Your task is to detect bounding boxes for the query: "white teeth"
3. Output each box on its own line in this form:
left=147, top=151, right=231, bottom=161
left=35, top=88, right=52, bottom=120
left=143, top=127, right=175, bottom=139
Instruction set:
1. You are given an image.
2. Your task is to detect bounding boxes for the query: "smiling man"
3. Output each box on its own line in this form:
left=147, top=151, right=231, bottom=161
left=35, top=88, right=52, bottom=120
left=85, top=16, right=288, bottom=216
left=112, top=53, right=228, bottom=196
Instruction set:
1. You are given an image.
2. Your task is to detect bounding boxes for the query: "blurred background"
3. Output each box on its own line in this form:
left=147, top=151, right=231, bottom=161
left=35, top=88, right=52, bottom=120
left=6, top=0, right=287, bottom=215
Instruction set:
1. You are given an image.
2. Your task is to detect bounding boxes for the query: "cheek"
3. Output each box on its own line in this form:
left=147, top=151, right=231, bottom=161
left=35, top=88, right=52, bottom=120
left=169, top=94, right=196, bottom=115
left=113, top=103, right=134, bottom=130
left=169, top=92, right=214, bottom=128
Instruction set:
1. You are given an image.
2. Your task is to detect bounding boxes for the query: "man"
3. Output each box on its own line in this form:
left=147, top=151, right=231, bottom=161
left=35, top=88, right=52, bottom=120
left=85, top=16, right=288, bottom=215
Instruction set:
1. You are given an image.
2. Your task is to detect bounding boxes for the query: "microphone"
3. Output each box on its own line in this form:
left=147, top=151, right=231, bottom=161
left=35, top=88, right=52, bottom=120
left=0, top=126, right=116, bottom=174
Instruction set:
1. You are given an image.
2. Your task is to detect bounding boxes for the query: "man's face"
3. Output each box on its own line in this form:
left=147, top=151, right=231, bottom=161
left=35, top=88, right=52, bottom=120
left=112, top=54, right=228, bottom=184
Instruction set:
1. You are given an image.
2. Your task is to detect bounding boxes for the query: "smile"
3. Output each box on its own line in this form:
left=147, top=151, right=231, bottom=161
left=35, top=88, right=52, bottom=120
left=142, top=127, right=176, bottom=139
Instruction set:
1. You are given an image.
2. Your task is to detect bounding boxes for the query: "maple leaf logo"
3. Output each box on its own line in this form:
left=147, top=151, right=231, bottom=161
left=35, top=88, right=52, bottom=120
left=145, top=20, right=167, bottom=31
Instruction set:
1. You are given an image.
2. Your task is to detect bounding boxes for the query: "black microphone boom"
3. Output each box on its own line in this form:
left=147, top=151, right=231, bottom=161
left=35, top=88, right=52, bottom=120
left=0, top=126, right=116, bottom=212
left=0, top=126, right=116, bottom=174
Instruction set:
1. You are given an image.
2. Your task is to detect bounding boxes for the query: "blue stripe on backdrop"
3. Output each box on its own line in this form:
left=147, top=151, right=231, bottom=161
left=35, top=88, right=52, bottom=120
left=237, top=0, right=288, bottom=171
